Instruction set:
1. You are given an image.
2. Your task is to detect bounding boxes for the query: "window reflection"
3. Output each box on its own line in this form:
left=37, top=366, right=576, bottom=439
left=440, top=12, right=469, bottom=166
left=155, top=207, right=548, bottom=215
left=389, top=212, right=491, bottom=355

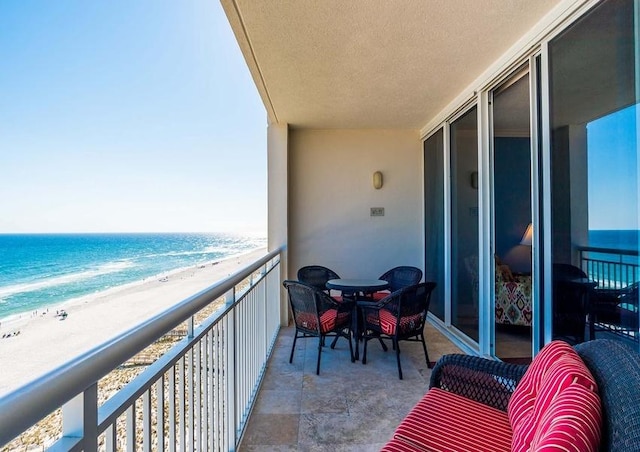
left=549, top=0, right=638, bottom=347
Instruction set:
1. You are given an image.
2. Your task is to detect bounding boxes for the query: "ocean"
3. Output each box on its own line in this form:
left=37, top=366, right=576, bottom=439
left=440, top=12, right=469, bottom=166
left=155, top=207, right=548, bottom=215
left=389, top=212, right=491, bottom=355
left=583, top=230, right=639, bottom=289
left=0, top=233, right=266, bottom=321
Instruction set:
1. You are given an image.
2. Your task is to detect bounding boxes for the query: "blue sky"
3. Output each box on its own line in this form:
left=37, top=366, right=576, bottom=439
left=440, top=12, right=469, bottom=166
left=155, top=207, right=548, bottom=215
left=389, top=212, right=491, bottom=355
left=587, top=104, right=639, bottom=230
left=0, top=1, right=267, bottom=235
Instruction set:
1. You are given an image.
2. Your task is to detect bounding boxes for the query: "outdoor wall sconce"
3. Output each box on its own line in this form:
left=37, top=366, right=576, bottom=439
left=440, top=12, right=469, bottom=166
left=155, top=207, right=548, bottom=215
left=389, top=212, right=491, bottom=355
left=373, top=171, right=383, bottom=189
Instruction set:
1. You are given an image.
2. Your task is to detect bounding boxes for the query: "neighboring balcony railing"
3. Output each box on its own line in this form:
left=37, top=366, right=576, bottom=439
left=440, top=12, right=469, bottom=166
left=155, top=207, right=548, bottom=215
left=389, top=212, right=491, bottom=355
left=0, top=248, right=282, bottom=451
left=577, top=245, right=639, bottom=290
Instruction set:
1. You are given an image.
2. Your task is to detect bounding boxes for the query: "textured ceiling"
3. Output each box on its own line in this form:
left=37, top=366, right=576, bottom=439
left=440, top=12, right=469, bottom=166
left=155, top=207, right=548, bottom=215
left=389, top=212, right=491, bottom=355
left=222, top=0, right=561, bottom=130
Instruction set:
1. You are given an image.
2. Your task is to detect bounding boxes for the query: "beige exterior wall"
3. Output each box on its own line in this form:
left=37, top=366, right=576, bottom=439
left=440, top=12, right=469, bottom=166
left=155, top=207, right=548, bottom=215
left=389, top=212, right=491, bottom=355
left=267, top=122, right=289, bottom=325
left=288, top=129, right=423, bottom=280
left=267, top=122, right=289, bottom=254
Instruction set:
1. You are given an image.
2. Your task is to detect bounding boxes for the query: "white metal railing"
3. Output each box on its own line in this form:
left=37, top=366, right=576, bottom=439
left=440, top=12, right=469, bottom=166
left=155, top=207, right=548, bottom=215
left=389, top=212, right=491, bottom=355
left=0, top=248, right=282, bottom=451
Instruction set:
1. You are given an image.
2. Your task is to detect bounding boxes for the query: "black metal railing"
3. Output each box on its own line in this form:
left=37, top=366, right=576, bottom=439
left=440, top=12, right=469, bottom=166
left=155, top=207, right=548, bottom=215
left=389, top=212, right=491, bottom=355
left=577, top=245, right=639, bottom=290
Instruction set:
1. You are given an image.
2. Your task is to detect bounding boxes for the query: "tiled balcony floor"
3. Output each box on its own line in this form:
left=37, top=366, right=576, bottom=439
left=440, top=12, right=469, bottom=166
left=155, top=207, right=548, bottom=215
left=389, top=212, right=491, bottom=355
left=239, top=322, right=462, bottom=451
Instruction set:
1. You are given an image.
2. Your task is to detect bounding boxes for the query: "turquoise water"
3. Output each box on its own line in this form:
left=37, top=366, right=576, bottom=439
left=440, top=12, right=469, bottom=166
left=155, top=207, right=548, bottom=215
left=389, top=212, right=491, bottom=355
left=0, top=233, right=266, bottom=320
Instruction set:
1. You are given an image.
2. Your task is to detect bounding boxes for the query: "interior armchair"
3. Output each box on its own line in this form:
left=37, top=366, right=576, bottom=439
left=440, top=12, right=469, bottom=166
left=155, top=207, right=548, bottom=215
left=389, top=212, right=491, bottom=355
left=495, top=256, right=532, bottom=327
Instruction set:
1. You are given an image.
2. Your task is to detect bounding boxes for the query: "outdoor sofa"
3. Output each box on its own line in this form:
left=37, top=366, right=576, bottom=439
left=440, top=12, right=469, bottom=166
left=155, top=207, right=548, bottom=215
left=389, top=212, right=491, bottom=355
left=382, top=339, right=640, bottom=452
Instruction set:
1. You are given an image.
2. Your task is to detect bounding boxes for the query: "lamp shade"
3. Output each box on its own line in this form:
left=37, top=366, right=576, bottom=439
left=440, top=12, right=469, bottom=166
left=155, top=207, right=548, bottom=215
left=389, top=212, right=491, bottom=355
left=520, top=223, right=533, bottom=246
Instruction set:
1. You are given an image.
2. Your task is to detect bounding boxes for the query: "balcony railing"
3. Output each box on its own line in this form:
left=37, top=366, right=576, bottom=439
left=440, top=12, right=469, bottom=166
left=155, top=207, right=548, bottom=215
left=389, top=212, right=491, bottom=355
left=577, top=245, right=639, bottom=290
left=0, top=248, right=282, bottom=451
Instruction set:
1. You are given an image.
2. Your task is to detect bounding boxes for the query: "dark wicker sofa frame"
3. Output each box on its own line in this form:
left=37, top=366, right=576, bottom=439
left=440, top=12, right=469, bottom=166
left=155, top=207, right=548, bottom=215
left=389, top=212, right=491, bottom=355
left=427, top=339, right=640, bottom=451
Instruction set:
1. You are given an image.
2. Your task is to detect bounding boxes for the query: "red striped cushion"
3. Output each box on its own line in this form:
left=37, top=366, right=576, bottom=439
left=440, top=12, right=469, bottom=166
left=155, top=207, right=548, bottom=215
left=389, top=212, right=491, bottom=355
left=393, top=388, right=512, bottom=452
left=296, top=309, right=348, bottom=334
left=373, top=290, right=390, bottom=301
left=509, top=341, right=575, bottom=429
left=509, top=340, right=601, bottom=451
left=379, top=309, right=397, bottom=334
left=530, top=384, right=601, bottom=451
left=318, top=309, right=337, bottom=333
left=378, top=309, right=422, bottom=335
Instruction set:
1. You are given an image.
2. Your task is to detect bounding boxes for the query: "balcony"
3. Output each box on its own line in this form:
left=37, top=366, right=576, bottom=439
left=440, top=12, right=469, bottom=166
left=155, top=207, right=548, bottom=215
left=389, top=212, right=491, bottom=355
left=0, top=250, right=471, bottom=451
left=240, top=324, right=461, bottom=450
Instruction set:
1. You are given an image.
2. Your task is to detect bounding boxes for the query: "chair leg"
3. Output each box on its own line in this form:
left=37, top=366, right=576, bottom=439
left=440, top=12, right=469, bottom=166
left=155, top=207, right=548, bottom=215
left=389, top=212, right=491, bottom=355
left=330, top=335, right=339, bottom=349
left=378, top=337, right=388, bottom=352
left=395, top=339, right=403, bottom=380
left=316, top=335, right=323, bottom=375
left=421, top=333, right=431, bottom=368
left=362, top=335, right=368, bottom=365
left=289, top=331, right=298, bottom=364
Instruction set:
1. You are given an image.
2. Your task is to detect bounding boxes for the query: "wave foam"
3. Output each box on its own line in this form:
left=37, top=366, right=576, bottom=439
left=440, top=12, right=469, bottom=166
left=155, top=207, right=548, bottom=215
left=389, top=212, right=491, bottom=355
left=0, top=261, right=135, bottom=298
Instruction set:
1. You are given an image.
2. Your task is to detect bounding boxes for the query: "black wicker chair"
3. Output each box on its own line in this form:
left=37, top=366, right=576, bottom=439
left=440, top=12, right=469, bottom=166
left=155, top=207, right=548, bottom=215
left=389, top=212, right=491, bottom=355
left=283, top=280, right=354, bottom=375
left=360, top=282, right=436, bottom=379
left=372, top=266, right=423, bottom=300
left=297, top=265, right=341, bottom=297
left=553, top=279, right=591, bottom=344
left=552, top=263, right=592, bottom=344
left=590, top=282, right=639, bottom=342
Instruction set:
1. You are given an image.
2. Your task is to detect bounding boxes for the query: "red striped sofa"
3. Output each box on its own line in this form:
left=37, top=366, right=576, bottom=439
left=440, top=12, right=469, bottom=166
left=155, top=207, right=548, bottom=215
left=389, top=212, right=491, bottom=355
left=382, top=340, right=610, bottom=452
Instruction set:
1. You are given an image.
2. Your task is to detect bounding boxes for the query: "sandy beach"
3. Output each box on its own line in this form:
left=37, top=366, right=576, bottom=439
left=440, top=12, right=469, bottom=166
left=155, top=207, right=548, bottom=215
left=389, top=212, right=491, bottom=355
left=0, top=248, right=267, bottom=397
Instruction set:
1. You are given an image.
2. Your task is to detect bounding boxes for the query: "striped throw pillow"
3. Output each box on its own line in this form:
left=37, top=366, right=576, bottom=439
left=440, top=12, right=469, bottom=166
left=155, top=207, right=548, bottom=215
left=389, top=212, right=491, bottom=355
left=508, top=340, right=601, bottom=451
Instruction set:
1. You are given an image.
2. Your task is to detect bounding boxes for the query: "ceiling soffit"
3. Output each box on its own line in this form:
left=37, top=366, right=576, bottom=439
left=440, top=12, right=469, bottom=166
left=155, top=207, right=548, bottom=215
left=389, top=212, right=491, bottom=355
left=225, top=0, right=562, bottom=130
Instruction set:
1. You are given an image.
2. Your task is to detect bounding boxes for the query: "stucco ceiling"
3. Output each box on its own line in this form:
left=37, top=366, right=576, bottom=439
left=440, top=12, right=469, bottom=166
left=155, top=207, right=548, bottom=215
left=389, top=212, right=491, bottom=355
left=222, top=0, right=562, bottom=130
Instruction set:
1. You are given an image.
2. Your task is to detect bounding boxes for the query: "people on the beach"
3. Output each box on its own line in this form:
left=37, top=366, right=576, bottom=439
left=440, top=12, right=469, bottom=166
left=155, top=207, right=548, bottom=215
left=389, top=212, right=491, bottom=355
left=55, top=310, right=68, bottom=320
left=2, top=331, right=20, bottom=338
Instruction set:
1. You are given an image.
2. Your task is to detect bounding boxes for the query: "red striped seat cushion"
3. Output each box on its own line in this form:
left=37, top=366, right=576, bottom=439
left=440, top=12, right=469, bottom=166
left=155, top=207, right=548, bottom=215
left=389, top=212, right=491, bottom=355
left=392, top=388, right=512, bottom=452
left=508, top=340, right=601, bottom=451
left=373, top=290, right=390, bottom=301
left=295, top=309, right=348, bottom=334
left=378, top=309, right=422, bottom=335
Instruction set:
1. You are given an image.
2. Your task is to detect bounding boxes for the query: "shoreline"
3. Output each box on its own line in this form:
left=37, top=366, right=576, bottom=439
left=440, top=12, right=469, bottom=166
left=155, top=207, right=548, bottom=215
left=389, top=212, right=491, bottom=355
left=0, top=247, right=263, bottom=331
left=0, top=247, right=267, bottom=396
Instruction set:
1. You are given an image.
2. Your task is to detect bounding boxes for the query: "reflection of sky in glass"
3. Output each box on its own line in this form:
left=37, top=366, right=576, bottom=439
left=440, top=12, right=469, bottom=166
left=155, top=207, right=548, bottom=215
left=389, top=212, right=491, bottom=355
left=587, top=104, right=639, bottom=230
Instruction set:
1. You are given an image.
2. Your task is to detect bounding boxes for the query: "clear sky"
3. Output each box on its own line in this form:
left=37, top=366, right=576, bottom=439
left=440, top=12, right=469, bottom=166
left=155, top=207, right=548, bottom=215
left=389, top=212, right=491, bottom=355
left=0, top=1, right=267, bottom=235
left=587, top=104, right=639, bottom=231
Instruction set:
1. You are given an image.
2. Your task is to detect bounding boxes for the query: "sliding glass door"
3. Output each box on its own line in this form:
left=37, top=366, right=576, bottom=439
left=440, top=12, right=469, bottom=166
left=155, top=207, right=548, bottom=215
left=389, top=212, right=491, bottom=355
left=424, top=129, right=445, bottom=321
left=451, top=107, right=479, bottom=341
left=491, top=70, right=533, bottom=360
left=548, top=0, right=639, bottom=348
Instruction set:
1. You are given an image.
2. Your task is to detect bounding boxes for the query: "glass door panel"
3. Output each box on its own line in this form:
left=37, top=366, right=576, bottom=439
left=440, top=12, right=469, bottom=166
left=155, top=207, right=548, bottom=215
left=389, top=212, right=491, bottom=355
left=491, top=71, right=533, bottom=360
left=451, top=107, right=479, bottom=341
left=548, top=0, right=639, bottom=348
left=424, top=129, right=445, bottom=320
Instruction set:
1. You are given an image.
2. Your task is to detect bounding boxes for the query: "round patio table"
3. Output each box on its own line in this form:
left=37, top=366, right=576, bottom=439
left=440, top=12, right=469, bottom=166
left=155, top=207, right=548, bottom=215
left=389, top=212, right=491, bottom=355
left=326, top=279, right=389, bottom=360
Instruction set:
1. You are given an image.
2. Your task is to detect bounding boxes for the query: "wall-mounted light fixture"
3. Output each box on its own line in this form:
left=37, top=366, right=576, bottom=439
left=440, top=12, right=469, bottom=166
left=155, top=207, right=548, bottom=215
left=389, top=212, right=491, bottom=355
left=373, top=171, right=383, bottom=189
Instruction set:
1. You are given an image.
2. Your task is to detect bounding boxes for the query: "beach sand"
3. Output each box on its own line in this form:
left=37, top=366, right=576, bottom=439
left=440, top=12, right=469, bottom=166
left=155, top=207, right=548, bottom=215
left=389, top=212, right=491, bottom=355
left=0, top=248, right=267, bottom=397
